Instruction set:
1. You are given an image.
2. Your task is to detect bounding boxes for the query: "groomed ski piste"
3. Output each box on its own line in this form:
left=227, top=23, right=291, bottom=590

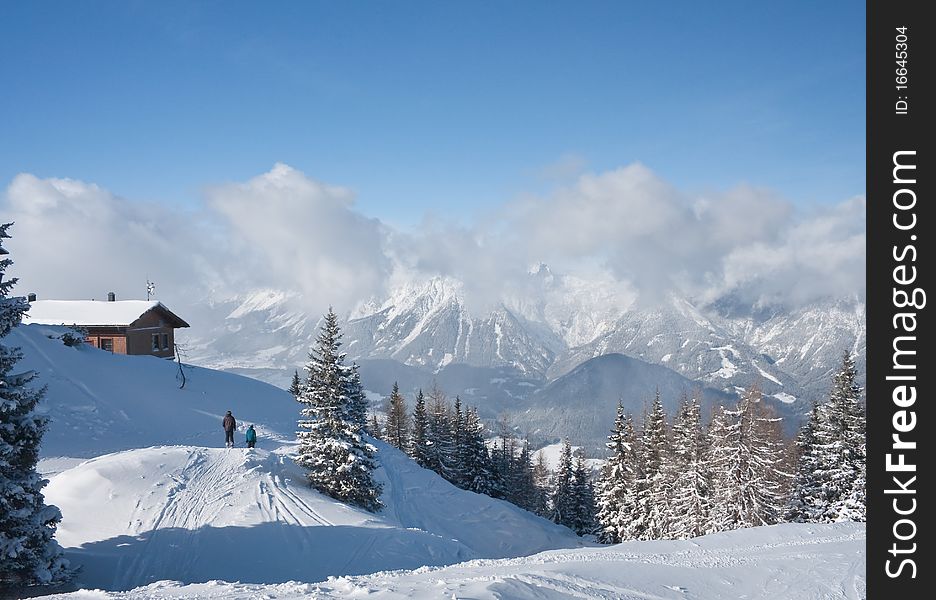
left=11, top=324, right=865, bottom=599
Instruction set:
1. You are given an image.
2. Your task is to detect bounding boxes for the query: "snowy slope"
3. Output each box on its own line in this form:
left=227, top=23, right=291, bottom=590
left=48, top=522, right=865, bottom=599
left=13, top=323, right=582, bottom=591
left=11, top=324, right=300, bottom=457
left=44, top=443, right=581, bottom=591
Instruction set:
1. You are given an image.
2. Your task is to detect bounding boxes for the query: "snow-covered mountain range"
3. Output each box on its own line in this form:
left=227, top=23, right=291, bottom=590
left=178, top=267, right=865, bottom=447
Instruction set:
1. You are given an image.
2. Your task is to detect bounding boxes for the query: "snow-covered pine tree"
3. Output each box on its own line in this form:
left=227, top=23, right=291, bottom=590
left=595, top=402, right=636, bottom=544
left=344, top=362, right=368, bottom=432
left=635, top=391, right=672, bottom=539
left=490, top=414, right=515, bottom=500
left=570, top=452, right=597, bottom=536
left=550, top=439, right=576, bottom=529
left=385, top=382, right=408, bottom=451
left=449, top=395, right=465, bottom=487
left=511, top=440, right=542, bottom=514
left=669, top=393, right=713, bottom=538
left=824, top=352, right=865, bottom=522
left=785, top=402, right=823, bottom=523
left=530, top=449, right=552, bottom=518
left=288, top=369, right=301, bottom=397
left=709, top=387, right=787, bottom=531
left=409, top=389, right=430, bottom=468
left=0, top=223, right=71, bottom=588
left=295, top=308, right=382, bottom=512
left=807, top=353, right=866, bottom=523
left=457, top=407, right=495, bottom=495
left=425, top=385, right=455, bottom=481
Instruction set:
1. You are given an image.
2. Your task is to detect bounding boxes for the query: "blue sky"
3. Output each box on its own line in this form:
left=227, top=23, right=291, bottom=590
left=0, top=0, right=864, bottom=226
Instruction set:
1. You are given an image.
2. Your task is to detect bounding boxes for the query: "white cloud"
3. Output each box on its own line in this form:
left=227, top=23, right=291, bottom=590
left=1, top=163, right=865, bottom=321
left=205, top=163, right=391, bottom=315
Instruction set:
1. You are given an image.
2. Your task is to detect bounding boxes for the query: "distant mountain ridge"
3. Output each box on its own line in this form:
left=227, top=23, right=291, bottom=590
left=177, top=269, right=865, bottom=447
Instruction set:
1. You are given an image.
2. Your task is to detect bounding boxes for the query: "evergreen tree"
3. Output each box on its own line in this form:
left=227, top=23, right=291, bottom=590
left=669, top=393, right=713, bottom=538
left=788, top=354, right=866, bottom=523
left=490, top=414, right=515, bottom=500
left=785, top=402, right=823, bottom=522
left=530, top=450, right=552, bottom=518
left=570, top=452, right=597, bottom=536
left=710, top=387, right=787, bottom=530
left=820, top=352, right=866, bottom=522
left=344, top=362, right=368, bottom=432
left=511, top=440, right=542, bottom=514
left=425, top=385, right=455, bottom=481
left=0, top=223, right=72, bottom=588
left=449, top=396, right=465, bottom=487
left=288, top=369, right=302, bottom=397
left=550, top=439, right=576, bottom=529
left=295, top=308, right=382, bottom=511
left=635, top=392, right=671, bottom=539
left=457, top=407, right=495, bottom=495
left=409, top=389, right=430, bottom=468
left=385, top=382, right=409, bottom=451
left=595, top=402, right=637, bottom=544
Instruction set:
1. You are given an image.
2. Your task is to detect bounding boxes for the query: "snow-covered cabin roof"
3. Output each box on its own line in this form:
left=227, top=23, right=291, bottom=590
left=23, top=300, right=190, bottom=328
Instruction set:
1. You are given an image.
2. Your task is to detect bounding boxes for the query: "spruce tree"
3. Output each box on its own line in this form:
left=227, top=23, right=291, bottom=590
left=669, top=394, right=713, bottom=538
left=458, top=407, right=495, bottom=495
left=820, top=353, right=866, bottom=522
left=385, top=382, right=409, bottom=451
left=785, top=402, right=823, bottom=522
left=570, top=452, right=597, bottom=536
left=0, top=223, right=71, bottom=588
left=596, top=402, right=637, bottom=544
left=449, top=396, right=465, bottom=487
left=425, top=385, right=455, bottom=481
left=550, top=439, right=576, bottom=529
left=710, top=387, right=787, bottom=530
left=409, top=389, right=431, bottom=468
left=295, top=308, right=382, bottom=511
left=530, top=450, right=552, bottom=518
left=288, top=369, right=302, bottom=397
left=344, top=362, right=368, bottom=432
left=511, top=440, right=541, bottom=514
left=788, top=354, right=866, bottom=523
left=635, top=392, right=671, bottom=539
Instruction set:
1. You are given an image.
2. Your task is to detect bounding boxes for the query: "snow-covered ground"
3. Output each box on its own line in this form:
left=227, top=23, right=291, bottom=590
left=16, top=324, right=865, bottom=598
left=48, top=522, right=865, bottom=599
left=43, top=443, right=580, bottom=591
left=16, top=324, right=581, bottom=592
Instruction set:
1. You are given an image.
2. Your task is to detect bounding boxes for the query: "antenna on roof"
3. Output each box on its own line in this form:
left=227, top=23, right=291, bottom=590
left=146, top=279, right=156, bottom=301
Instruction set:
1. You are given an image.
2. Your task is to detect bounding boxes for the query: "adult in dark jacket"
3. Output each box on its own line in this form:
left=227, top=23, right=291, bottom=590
left=223, top=411, right=236, bottom=447
left=245, top=424, right=257, bottom=448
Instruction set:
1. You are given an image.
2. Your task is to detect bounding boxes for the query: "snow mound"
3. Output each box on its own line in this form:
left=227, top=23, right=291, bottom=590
left=45, top=443, right=582, bottom=591
left=48, top=522, right=865, bottom=599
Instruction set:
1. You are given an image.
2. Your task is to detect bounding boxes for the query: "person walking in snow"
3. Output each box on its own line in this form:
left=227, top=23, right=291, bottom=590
left=223, top=410, right=237, bottom=447
left=245, top=424, right=257, bottom=448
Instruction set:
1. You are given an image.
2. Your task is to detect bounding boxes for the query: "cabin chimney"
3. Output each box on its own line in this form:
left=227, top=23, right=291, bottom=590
left=107, top=291, right=116, bottom=302
left=27, top=292, right=36, bottom=302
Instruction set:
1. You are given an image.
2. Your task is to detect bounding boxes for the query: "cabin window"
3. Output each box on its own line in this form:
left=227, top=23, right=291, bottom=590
left=152, top=334, right=160, bottom=351
left=100, top=338, right=113, bottom=352
left=161, top=333, right=169, bottom=350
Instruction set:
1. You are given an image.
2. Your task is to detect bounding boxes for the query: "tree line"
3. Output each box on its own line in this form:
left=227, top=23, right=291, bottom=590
left=290, top=307, right=865, bottom=544
left=595, top=353, right=865, bottom=542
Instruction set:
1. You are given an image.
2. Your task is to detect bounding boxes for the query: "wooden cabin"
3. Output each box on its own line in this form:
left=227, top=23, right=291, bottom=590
left=24, top=293, right=190, bottom=359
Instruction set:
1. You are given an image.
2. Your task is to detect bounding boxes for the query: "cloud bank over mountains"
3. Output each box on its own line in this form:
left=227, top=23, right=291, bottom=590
left=1, top=163, right=864, bottom=315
